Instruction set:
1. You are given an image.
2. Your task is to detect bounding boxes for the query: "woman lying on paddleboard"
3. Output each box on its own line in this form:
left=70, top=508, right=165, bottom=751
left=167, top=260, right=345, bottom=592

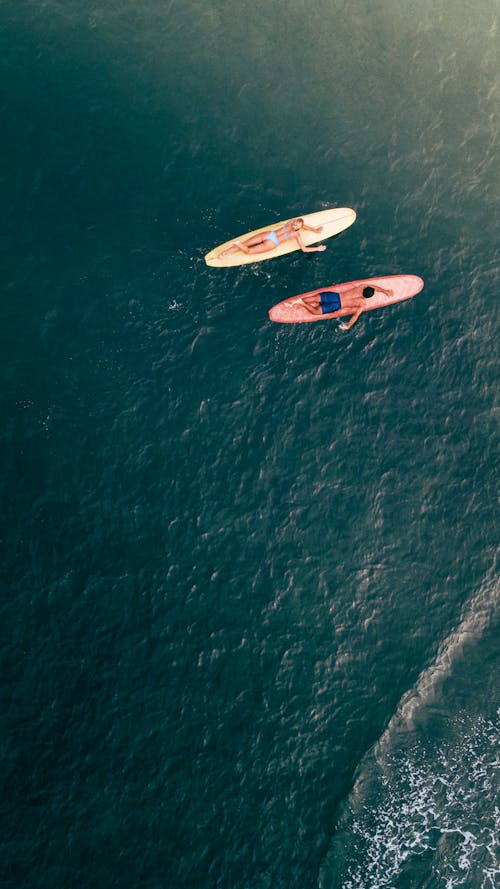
left=220, top=218, right=326, bottom=257
left=299, top=284, right=393, bottom=330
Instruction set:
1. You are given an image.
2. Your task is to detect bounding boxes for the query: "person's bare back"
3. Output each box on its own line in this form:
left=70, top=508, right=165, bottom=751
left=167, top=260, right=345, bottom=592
left=299, top=283, right=393, bottom=329
left=336, top=284, right=370, bottom=310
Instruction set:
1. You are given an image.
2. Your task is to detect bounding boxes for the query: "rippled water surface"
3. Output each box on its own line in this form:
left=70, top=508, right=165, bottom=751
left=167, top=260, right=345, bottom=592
left=1, top=2, right=498, bottom=887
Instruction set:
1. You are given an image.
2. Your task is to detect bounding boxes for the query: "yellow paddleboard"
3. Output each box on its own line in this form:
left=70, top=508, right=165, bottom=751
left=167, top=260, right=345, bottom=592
left=205, top=207, right=356, bottom=268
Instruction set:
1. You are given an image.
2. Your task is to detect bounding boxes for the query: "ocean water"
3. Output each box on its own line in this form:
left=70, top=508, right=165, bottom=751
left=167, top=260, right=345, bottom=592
left=1, top=2, right=498, bottom=887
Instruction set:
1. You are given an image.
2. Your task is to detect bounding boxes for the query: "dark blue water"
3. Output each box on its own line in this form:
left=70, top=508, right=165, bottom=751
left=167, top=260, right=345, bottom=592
left=1, top=2, right=498, bottom=887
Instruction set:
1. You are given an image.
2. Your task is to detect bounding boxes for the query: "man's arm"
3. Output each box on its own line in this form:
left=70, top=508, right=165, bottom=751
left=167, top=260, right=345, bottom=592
left=339, top=307, right=364, bottom=330
left=374, top=285, right=393, bottom=296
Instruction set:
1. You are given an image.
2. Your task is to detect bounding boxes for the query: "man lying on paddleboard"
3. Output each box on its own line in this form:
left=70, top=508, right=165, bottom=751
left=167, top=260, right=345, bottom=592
left=220, top=218, right=326, bottom=257
left=299, top=284, right=393, bottom=330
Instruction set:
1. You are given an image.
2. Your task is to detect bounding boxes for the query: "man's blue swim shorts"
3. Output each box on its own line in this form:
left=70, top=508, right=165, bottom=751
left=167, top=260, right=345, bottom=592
left=319, top=291, right=342, bottom=314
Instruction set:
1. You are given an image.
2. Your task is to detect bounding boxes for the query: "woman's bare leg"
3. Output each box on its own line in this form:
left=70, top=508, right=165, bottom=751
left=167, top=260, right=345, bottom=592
left=220, top=232, right=276, bottom=256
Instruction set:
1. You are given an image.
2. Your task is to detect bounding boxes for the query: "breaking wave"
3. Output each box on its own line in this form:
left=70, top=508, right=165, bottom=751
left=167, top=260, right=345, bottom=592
left=320, top=571, right=499, bottom=888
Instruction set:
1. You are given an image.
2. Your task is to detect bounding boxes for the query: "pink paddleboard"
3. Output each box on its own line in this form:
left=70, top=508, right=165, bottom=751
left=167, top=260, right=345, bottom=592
left=268, top=275, right=424, bottom=323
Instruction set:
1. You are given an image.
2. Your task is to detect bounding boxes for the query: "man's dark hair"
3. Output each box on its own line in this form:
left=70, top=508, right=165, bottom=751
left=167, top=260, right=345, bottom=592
left=363, top=286, right=375, bottom=298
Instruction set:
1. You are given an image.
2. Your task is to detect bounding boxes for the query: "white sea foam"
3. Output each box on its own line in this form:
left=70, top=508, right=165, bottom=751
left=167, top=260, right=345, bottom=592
left=320, top=572, right=499, bottom=889
left=331, top=713, right=499, bottom=889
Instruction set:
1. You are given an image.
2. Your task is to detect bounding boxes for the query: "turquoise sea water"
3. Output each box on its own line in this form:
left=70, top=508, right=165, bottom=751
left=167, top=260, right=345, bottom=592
left=1, top=2, right=498, bottom=887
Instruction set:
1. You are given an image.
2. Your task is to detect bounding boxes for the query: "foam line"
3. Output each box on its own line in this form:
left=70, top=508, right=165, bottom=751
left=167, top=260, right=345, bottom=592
left=376, top=569, right=499, bottom=753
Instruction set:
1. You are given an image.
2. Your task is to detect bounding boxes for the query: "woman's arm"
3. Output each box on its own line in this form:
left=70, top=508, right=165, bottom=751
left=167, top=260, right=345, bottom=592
left=295, top=232, right=326, bottom=253
left=302, top=223, right=324, bottom=233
